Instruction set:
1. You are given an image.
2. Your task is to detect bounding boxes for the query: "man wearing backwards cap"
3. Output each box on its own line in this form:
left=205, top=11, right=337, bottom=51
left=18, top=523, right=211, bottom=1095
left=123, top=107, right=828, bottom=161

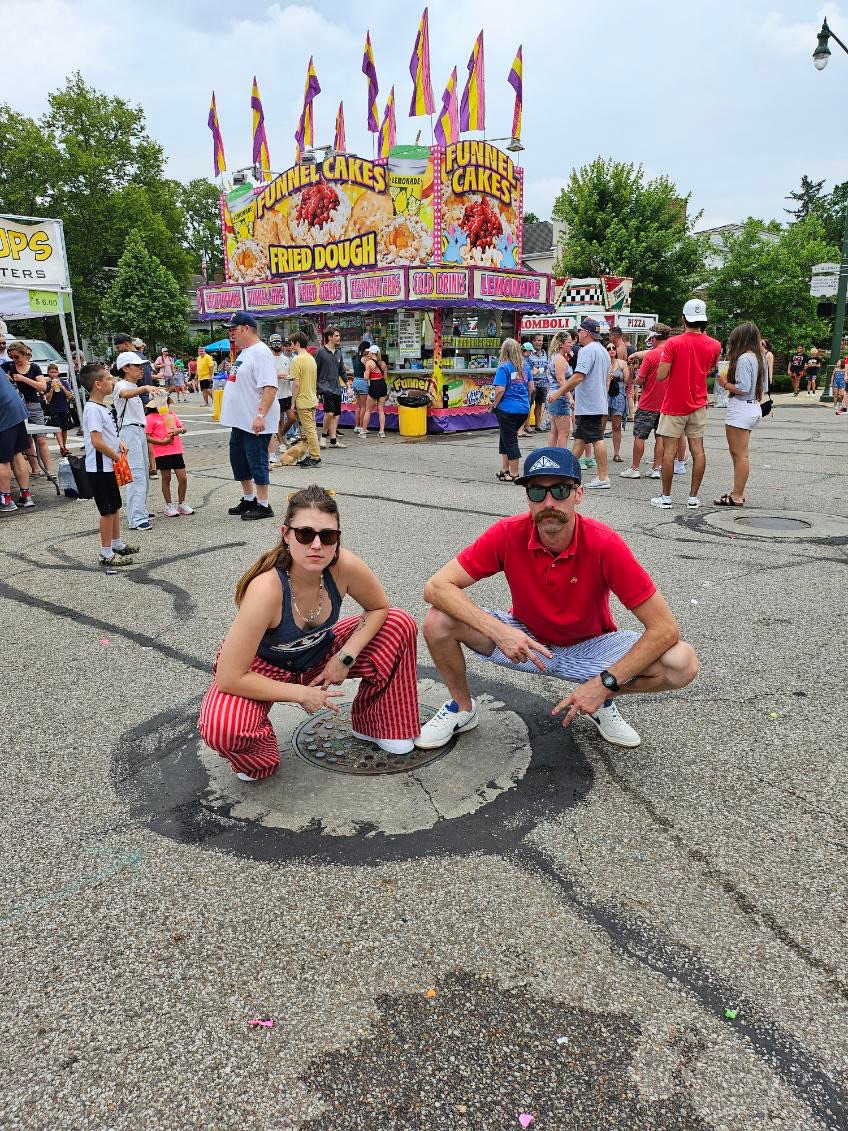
left=651, top=298, right=721, bottom=510
left=416, top=447, right=698, bottom=751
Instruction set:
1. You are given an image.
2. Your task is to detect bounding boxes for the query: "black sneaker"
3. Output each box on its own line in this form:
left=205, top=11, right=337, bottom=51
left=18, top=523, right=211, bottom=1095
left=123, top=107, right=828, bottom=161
left=228, top=497, right=255, bottom=515
left=241, top=502, right=274, bottom=521
left=296, top=456, right=322, bottom=468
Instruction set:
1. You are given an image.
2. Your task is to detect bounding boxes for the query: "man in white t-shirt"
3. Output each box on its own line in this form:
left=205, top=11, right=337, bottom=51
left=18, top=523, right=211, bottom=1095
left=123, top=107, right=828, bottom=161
left=560, top=317, right=612, bottom=490
left=222, top=312, right=280, bottom=521
left=113, top=352, right=159, bottom=531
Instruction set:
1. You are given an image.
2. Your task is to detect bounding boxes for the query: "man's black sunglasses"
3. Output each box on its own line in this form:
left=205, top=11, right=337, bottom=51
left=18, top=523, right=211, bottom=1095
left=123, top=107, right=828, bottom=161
left=288, top=526, right=341, bottom=546
left=526, top=483, right=577, bottom=502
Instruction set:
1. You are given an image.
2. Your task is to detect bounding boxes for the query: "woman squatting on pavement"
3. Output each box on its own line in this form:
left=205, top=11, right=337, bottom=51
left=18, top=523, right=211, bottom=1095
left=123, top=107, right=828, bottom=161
left=198, top=485, right=420, bottom=780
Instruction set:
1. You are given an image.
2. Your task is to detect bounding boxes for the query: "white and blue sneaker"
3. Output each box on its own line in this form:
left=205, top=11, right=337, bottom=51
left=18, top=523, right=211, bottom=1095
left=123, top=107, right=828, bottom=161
left=587, top=701, right=641, bottom=748
left=351, top=730, right=415, bottom=755
left=414, top=699, right=478, bottom=749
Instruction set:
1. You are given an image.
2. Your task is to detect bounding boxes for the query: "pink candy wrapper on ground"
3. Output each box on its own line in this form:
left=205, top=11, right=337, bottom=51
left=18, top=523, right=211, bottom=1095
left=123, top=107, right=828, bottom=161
left=248, top=1018, right=274, bottom=1028
left=518, top=1116, right=534, bottom=1129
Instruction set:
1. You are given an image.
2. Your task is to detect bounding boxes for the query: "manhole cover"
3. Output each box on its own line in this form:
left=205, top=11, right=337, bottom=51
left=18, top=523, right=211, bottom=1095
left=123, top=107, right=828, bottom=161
left=735, top=515, right=811, bottom=532
left=292, top=704, right=447, bottom=775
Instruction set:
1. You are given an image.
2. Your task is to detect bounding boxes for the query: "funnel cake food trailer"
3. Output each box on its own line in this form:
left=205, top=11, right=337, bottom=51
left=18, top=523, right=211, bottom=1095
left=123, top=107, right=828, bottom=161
left=196, top=141, right=555, bottom=433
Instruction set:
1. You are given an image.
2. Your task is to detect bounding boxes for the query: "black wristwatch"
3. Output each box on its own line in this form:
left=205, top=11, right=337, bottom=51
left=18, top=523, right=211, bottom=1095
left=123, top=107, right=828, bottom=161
left=338, top=652, right=356, bottom=668
left=599, top=669, right=620, bottom=693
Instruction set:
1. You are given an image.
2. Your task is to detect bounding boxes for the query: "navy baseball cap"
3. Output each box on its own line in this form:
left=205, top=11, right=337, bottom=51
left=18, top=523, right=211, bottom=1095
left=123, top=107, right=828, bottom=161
left=579, top=317, right=600, bottom=333
left=515, top=447, right=582, bottom=485
left=229, top=312, right=257, bottom=328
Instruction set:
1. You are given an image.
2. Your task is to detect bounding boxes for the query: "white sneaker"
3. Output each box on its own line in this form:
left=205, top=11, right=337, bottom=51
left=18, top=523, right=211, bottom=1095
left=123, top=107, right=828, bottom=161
left=585, top=477, right=611, bottom=489
left=330, top=438, right=347, bottom=449
left=588, top=701, right=641, bottom=748
left=648, top=467, right=662, bottom=479
left=319, top=436, right=328, bottom=449
left=235, top=771, right=258, bottom=782
left=163, top=502, right=179, bottom=517
left=351, top=730, right=415, bottom=755
left=673, top=459, right=687, bottom=476
left=177, top=503, right=194, bottom=515
left=414, top=699, right=479, bottom=749
left=649, top=495, right=672, bottom=508
left=687, top=496, right=701, bottom=509
left=619, top=467, right=640, bottom=479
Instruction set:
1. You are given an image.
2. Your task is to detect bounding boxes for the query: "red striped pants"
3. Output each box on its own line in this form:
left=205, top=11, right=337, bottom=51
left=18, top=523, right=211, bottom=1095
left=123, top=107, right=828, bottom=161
left=197, top=608, right=420, bottom=778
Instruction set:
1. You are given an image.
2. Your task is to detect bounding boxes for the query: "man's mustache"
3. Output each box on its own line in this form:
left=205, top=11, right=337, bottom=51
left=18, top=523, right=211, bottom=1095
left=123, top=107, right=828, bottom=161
left=534, top=508, right=568, bottom=524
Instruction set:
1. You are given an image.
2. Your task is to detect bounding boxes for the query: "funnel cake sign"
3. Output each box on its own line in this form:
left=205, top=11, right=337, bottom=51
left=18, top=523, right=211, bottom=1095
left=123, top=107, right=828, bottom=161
left=221, top=141, right=525, bottom=282
left=434, top=142, right=523, bottom=272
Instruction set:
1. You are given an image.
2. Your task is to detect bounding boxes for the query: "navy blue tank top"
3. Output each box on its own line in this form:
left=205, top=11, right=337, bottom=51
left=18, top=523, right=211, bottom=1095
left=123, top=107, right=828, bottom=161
left=256, top=567, right=342, bottom=672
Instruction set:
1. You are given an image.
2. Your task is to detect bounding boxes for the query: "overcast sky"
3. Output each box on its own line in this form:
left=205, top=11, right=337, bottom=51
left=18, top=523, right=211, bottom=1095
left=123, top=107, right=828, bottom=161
left=5, top=0, right=847, bottom=232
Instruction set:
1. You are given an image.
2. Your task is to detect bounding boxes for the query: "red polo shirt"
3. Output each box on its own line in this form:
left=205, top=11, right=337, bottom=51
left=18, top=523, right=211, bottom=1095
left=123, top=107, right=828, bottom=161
left=456, top=512, right=656, bottom=647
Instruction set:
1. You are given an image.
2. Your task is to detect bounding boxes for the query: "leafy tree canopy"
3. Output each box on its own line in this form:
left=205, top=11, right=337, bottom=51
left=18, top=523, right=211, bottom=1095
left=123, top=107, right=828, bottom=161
left=0, top=73, right=196, bottom=340
left=705, top=216, right=837, bottom=352
left=103, top=229, right=189, bottom=353
left=552, top=158, right=705, bottom=321
left=784, top=175, right=825, bottom=221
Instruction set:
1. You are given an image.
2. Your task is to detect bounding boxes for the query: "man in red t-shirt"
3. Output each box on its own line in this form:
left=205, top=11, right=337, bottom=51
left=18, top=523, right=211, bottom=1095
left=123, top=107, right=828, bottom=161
left=415, top=447, right=699, bottom=752
left=651, top=299, right=721, bottom=510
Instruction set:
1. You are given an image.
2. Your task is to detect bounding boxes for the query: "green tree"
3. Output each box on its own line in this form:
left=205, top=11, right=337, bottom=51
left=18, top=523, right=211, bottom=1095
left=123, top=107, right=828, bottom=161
left=705, top=217, right=837, bottom=352
left=0, top=105, right=60, bottom=216
left=784, top=175, right=825, bottom=221
left=103, top=229, right=189, bottom=352
left=178, top=178, right=225, bottom=278
left=811, top=180, right=848, bottom=246
left=0, top=73, right=193, bottom=339
left=552, top=158, right=705, bottom=320
left=522, top=211, right=542, bottom=225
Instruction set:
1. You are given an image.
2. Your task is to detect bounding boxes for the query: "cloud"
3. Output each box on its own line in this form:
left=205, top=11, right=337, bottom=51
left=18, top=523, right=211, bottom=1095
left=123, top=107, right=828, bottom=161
left=760, top=3, right=844, bottom=54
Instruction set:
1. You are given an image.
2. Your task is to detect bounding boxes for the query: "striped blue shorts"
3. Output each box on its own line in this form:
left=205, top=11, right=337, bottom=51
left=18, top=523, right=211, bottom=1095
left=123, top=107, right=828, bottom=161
left=472, top=610, right=639, bottom=681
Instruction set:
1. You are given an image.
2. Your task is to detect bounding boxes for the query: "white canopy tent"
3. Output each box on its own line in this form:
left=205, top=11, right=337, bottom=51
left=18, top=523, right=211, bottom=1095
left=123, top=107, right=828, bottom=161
left=0, top=214, right=85, bottom=422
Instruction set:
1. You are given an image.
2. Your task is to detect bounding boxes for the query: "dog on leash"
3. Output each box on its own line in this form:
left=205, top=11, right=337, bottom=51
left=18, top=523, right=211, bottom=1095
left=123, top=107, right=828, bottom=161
left=273, top=440, right=309, bottom=466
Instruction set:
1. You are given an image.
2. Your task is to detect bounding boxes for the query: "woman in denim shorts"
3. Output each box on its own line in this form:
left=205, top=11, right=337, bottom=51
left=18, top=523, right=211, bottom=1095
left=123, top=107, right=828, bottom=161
left=606, top=344, right=629, bottom=462
left=546, top=337, right=574, bottom=448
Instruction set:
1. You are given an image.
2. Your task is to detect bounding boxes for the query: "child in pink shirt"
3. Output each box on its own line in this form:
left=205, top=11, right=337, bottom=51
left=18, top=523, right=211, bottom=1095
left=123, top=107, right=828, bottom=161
left=145, top=398, right=194, bottom=516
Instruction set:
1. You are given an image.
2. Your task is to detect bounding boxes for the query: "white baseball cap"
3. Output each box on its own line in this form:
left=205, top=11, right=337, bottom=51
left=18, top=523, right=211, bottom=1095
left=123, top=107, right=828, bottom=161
left=683, top=298, right=707, bottom=321
left=115, top=351, right=146, bottom=369
left=367, top=344, right=381, bottom=355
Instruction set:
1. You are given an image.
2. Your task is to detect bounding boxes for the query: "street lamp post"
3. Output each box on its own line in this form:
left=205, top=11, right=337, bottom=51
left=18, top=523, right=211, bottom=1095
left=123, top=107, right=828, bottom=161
left=813, top=18, right=848, bottom=402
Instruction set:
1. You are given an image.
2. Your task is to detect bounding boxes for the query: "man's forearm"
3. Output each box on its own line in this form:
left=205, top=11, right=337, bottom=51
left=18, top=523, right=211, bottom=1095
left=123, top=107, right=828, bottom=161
left=608, top=621, right=679, bottom=685
left=561, top=372, right=584, bottom=394
left=257, top=387, right=277, bottom=416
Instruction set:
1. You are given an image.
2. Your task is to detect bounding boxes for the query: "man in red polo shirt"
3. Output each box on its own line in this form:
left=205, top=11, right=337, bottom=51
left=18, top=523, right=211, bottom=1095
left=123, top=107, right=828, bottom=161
left=416, top=447, right=699, bottom=750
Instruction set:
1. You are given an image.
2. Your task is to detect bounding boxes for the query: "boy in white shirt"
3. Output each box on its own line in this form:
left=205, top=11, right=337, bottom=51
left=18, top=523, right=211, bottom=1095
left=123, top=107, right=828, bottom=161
left=80, top=363, right=139, bottom=569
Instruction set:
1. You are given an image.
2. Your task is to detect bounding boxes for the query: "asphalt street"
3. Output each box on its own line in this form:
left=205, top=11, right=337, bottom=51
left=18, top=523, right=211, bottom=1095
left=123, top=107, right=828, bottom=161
left=1, top=392, right=846, bottom=1130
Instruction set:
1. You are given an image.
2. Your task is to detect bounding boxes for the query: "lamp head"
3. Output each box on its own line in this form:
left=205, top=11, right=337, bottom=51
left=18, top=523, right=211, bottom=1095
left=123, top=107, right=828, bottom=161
left=814, top=21, right=832, bottom=70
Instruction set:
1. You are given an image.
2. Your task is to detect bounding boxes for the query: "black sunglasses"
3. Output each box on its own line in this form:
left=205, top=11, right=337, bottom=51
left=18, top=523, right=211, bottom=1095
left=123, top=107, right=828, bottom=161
left=288, top=526, right=341, bottom=546
left=526, top=483, right=577, bottom=502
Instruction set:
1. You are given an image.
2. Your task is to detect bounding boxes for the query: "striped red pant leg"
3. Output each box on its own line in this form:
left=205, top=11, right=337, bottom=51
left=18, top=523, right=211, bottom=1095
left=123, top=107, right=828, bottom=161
left=198, top=670, right=285, bottom=779
left=335, top=608, right=420, bottom=740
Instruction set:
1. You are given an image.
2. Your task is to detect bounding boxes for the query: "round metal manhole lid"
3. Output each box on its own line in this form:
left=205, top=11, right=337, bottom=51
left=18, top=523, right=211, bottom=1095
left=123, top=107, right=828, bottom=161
left=734, top=515, right=811, bottom=532
left=688, top=509, right=848, bottom=542
left=291, top=704, right=448, bottom=775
